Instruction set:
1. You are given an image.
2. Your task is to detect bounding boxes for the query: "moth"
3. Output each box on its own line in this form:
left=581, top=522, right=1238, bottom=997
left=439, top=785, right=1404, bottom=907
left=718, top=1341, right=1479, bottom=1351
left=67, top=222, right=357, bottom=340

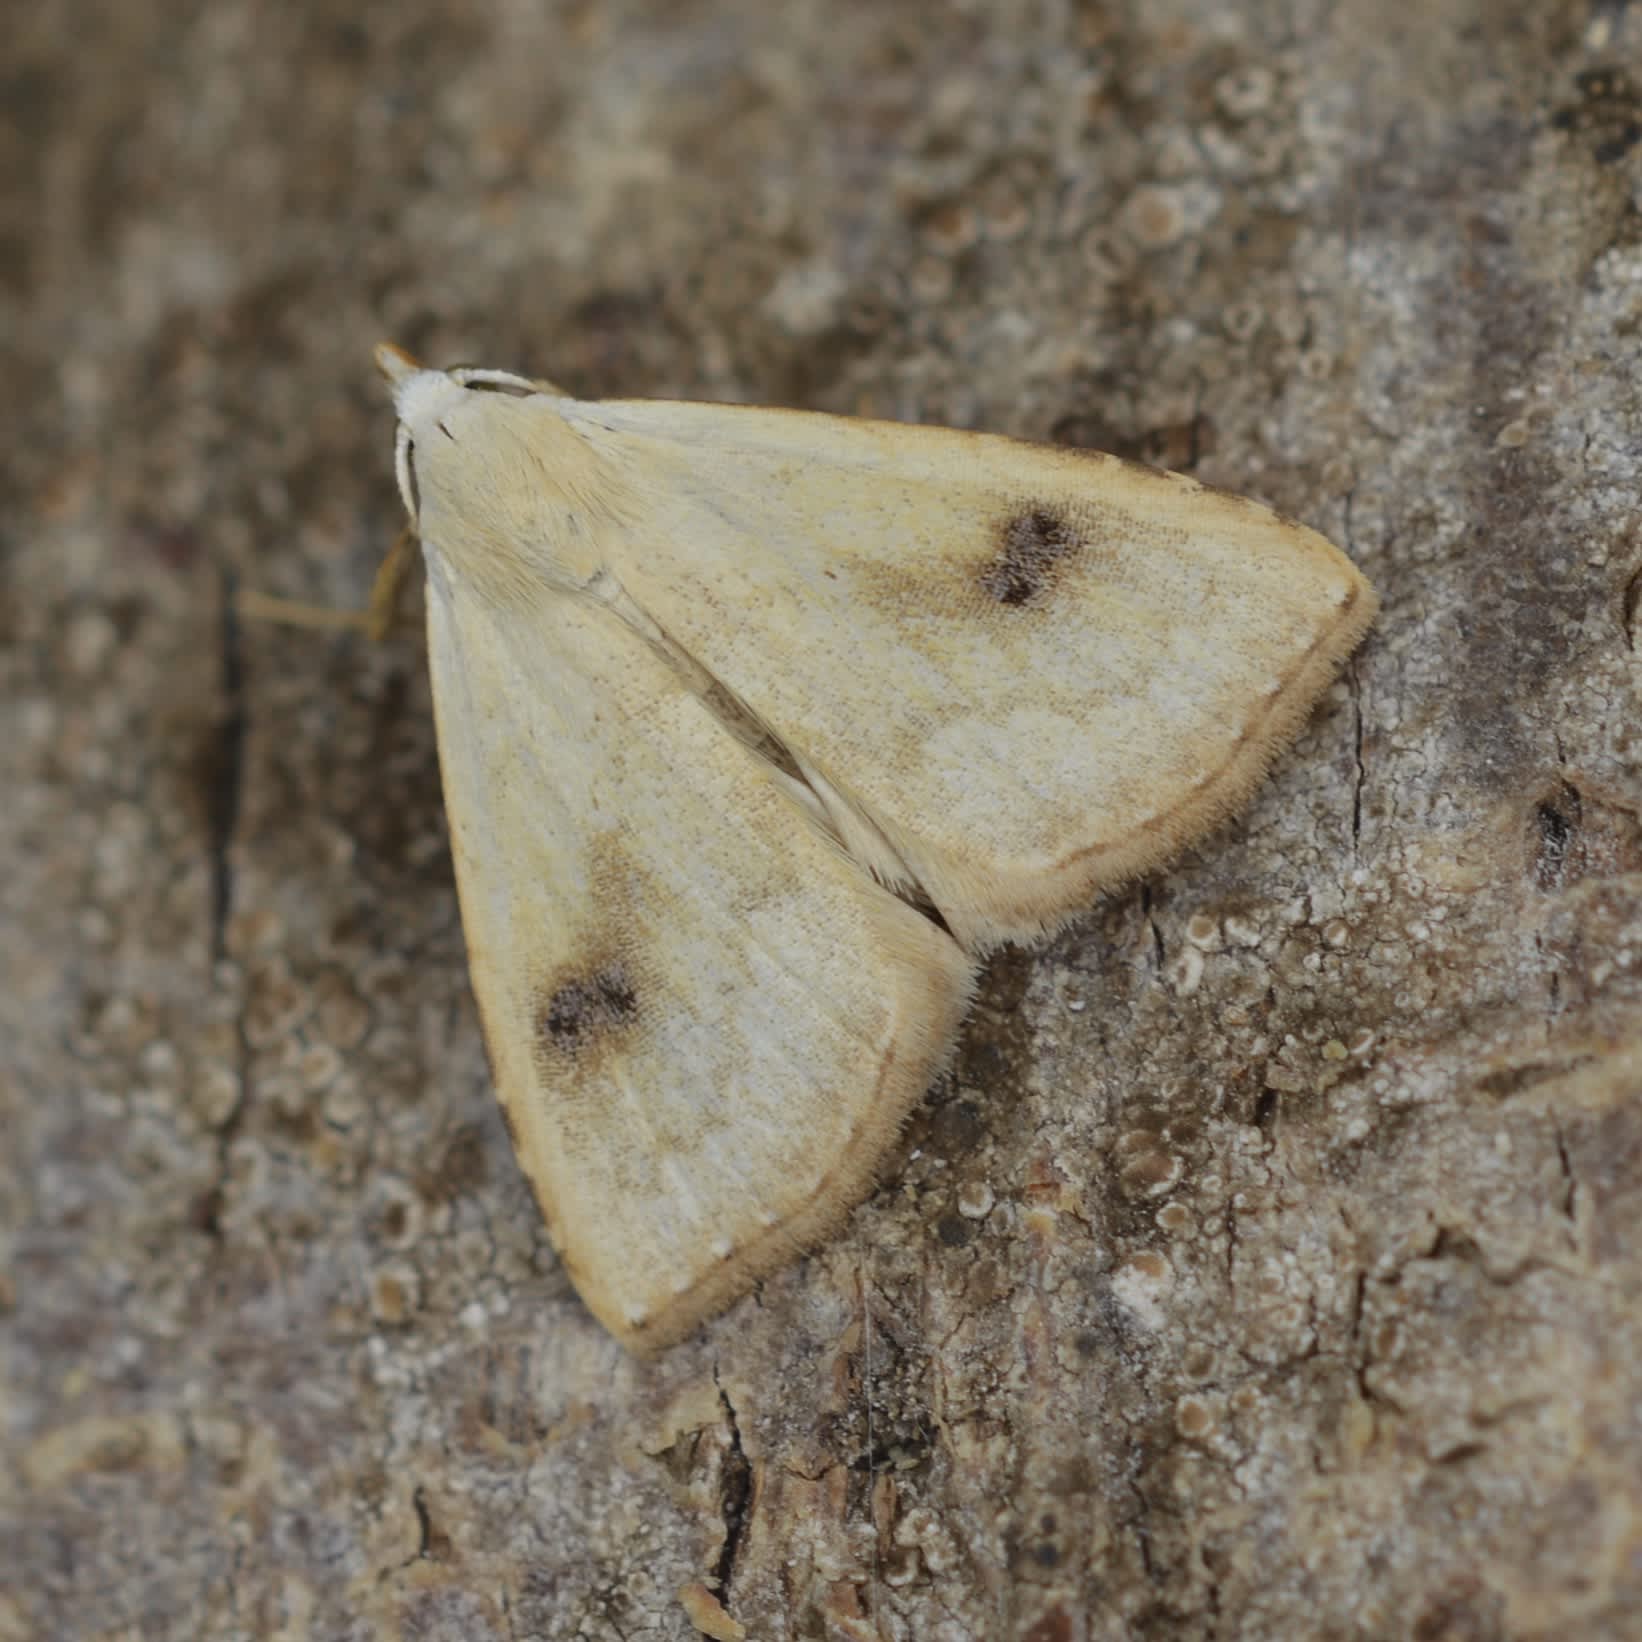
left=368, top=342, right=1376, bottom=1349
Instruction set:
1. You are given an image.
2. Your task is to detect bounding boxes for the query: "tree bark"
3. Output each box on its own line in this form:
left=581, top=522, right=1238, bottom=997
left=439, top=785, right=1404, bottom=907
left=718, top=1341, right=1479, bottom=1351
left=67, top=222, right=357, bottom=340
left=5, top=3, right=1641, bottom=1638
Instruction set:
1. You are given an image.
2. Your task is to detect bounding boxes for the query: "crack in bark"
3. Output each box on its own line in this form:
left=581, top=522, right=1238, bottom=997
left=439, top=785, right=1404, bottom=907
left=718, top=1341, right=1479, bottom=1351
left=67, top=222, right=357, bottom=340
left=1140, top=883, right=1165, bottom=971
left=1552, top=1119, right=1578, bottom=1223
left=1341, top=489, right=1369, bottom=853
left=711, top=1369, right=753, bottom=1600
left=412, top=1485, right=434, bottom=1559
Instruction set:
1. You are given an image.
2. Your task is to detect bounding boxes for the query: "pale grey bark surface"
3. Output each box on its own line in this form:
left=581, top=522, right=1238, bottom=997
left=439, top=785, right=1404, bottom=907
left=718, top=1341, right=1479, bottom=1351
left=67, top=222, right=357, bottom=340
left=5, top=3, right=1641, bottom=1638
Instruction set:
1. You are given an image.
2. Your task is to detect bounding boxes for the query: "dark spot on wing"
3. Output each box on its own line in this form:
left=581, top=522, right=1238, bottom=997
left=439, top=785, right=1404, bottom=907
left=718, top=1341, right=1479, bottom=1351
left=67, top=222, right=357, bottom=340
left=535, top=961, right=640, bottom=1062
left=980, top=508, right=1085, bottom=607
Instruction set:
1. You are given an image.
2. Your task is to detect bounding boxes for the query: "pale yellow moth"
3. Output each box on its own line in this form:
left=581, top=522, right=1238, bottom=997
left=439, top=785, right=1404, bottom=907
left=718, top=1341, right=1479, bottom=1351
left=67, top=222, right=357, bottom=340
left=367, top=342, right=1376, bottom=1350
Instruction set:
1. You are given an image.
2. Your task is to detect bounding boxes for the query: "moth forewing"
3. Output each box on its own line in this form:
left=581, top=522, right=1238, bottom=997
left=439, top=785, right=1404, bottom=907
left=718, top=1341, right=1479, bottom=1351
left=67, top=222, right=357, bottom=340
left=377, top=344, right=1377, bottom=1348
left=562, top=399, right=1377, bottom=949
left=420, top=550, right=975, bottom=1348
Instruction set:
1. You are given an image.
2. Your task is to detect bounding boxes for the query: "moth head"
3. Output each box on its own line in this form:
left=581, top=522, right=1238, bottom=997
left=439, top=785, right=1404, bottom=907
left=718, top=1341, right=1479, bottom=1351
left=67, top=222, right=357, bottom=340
left=375, top=344, right=487, bottom=524
left=373, top=343, right=552, bottom=520
left=372, top=342, right=610, bottom=594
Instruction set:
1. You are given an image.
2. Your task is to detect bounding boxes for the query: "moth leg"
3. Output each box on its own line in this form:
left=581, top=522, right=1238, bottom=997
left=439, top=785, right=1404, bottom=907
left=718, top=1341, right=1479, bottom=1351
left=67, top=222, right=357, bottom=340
left=362, top=526, right=419, bottom=640
left=236, top=527, right=419, bottom=641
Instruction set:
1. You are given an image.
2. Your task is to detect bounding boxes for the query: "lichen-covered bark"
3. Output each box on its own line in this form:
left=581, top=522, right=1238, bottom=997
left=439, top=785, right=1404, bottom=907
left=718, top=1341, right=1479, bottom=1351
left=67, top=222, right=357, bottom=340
left=4, top=3, right=1640, bottom=1638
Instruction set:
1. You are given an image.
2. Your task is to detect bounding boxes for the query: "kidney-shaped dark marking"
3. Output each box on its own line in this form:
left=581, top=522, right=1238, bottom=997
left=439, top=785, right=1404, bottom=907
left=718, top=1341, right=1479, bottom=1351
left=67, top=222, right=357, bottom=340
left=979, top=507, right=1085, bottom=607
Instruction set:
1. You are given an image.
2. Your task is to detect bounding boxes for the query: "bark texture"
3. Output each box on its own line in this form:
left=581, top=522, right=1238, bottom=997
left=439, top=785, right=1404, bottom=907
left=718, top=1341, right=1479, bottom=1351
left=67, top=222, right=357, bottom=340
left=5, top=2, right=1641, bottom=1638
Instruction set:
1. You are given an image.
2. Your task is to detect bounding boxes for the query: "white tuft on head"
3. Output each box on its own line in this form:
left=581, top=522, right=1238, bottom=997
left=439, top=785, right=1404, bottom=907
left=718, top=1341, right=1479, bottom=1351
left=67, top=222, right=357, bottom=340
left=374, top=341, right=464, bottom=434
